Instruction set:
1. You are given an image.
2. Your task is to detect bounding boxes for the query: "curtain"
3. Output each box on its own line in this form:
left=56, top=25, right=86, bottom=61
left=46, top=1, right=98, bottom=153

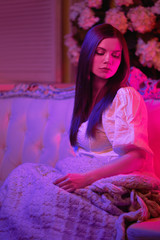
left=0, top=0, right=62, bottom=84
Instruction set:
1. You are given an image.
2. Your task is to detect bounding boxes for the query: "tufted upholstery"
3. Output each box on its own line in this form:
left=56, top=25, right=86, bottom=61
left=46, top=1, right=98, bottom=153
left=0, top=96, right=75, bottom=185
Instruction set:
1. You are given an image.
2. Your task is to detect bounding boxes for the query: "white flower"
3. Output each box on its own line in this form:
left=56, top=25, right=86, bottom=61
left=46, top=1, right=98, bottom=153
left=64, top=34, right=81, bottom=65
left=105, top=8, right=128, bottom=34
left=127, top=6, right=156, bottom=33
left=78, top=7, right=99, bottom=30
left=115, top=0, right=133, bottom=7
left=70, top=2, right=86, bottom=21
left=136, top=38, right=160, bottom=71
left=86, top=0, right=103, bottom=9
left=150, top=0, right=160, bottom=15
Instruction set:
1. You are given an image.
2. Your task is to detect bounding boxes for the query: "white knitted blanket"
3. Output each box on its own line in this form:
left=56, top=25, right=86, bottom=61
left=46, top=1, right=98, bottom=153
left=0, top=163, right=160, bottom=240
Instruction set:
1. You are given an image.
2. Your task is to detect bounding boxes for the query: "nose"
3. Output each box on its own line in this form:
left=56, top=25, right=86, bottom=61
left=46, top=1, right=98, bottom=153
left=104, top=52, right=111, bottom=63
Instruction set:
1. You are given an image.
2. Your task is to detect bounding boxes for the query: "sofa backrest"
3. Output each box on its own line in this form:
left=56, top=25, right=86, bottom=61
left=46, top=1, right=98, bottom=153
left=0, top=96, right=75, bottom=185
left=0, top=94, right=160, bottom=185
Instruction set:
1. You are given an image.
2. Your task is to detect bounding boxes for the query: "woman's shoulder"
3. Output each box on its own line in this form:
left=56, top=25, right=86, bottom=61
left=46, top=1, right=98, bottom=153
left=102, top=86, right=144, bottom=118
left=115, top=86, right=143, bottom=104
left=116, top=86, right=141, bottom=97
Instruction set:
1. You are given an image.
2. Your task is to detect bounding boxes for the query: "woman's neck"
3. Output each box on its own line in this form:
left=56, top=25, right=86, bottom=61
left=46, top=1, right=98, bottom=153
left=88, top=74, right=108, bottom=115
left=91, top=73, right=108, bottom=100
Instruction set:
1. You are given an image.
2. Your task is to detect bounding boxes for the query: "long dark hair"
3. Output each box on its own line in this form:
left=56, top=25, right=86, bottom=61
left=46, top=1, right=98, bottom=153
left=70, top=24, right=130, bottom=146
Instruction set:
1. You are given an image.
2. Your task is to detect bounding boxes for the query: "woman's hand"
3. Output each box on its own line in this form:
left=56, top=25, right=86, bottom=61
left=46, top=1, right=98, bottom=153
left=54, top=173, right=88, bottom=192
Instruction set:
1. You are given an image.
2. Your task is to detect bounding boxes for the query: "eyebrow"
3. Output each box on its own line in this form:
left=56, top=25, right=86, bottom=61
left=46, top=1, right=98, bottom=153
left=96, top=47, right=121, bottom=52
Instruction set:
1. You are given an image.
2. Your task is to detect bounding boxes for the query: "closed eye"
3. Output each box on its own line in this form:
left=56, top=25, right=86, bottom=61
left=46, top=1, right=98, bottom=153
left=95, top=49, right=105, bottom=55
left=112, top=52, right=121, bottom=58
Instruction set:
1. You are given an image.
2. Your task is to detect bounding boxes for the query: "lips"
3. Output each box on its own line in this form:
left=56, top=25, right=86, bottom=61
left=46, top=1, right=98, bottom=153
left=100, top=67, right=110, bottom=72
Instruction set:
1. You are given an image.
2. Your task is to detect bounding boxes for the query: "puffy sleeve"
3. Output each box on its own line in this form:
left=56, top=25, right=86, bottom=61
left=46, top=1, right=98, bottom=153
left=102, top=87, right=153, bottom=157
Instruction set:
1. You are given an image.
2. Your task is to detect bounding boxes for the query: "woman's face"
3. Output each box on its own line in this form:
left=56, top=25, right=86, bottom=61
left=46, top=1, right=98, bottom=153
left=92, top=38, right=122, bottom=79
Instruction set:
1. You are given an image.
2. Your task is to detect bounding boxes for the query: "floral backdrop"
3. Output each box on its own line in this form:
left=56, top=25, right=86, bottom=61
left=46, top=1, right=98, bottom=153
left=64, top=0, right=160, bottom=80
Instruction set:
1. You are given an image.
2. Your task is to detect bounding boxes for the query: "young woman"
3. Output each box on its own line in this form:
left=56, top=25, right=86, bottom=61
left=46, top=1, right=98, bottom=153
left=0, top=24, right=157, bottom=240
left=54, top=24, right=153, bottom=192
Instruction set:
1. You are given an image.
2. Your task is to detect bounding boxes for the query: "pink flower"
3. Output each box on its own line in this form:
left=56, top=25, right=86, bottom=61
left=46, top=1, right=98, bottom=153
left=86, top=0, right=103, bottom=9
left=127, top=6, right=156, bottom=33
left=150, top=0, right=160, bottom=15
left=105, top=8, right=128, bottom=34
left=115, top=0, right=133, bottom=7
left=78, top=7, right=99, bottom=30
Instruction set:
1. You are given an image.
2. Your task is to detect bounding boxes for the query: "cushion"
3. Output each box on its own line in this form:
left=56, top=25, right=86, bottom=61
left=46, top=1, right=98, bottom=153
left=127, top=218, right=160, bottom=240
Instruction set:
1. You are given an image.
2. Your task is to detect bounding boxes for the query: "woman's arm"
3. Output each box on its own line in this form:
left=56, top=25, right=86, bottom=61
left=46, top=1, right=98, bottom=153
left=84, top=148, right=145, bottom=185
left=54, top=148, right=145, bottom=192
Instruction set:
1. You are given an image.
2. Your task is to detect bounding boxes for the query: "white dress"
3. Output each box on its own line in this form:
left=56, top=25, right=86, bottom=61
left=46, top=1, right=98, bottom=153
left=56, top=87, right=154, bottom=174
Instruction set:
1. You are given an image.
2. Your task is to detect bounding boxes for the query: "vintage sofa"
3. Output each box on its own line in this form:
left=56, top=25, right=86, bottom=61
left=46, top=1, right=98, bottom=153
left=0, top=83, right=160, bottom=240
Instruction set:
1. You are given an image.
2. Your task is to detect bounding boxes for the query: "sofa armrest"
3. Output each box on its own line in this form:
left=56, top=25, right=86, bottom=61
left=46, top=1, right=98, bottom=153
left=127, top=217, right=160, bottom=240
